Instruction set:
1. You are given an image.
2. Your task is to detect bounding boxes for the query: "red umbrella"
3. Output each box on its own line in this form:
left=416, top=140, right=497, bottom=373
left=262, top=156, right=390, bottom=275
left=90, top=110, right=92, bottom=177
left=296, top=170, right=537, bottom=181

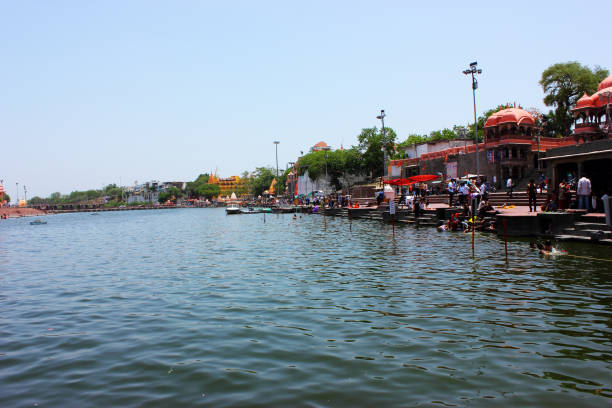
left=385, top=179, right=401, bottom=185
left=386, top=178, right=420, bottom=186
left=406, top=175, right=440, bottom=183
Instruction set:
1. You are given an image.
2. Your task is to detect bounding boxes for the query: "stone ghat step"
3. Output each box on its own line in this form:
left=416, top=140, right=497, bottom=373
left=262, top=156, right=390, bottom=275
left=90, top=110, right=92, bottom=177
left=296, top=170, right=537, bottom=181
left=555, top=235, right=612, bottom=245
left=574, top=222, right=612, bottom=231
left=561, top=228, right=612, bottom=238
left=580, top=215, right=607, bottom=224
left=398, top=219, right=438, bottom=226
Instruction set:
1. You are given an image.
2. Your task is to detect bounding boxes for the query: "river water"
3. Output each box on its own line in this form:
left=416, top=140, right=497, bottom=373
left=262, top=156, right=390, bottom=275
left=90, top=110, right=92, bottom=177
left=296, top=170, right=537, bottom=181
left=1, top=208, right=611, bottom=407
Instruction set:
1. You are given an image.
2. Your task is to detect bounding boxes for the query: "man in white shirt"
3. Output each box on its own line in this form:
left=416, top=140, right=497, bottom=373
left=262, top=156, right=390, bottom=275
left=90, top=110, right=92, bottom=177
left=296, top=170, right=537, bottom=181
left=506, top=177, right=513, bottom=198
left=448, top=179, right=456, bottom=207
left=577, top=174, right=591, bottom=211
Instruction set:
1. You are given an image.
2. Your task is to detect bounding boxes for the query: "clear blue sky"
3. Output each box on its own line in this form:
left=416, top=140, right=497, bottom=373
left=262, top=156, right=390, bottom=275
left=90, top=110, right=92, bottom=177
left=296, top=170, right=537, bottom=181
left=1, top=0, right=610, bottom=199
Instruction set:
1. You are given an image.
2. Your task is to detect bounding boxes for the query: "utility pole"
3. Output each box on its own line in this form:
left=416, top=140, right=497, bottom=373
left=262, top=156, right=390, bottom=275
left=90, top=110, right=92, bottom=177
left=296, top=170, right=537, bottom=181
left=463, top=62, right=482, bottom=178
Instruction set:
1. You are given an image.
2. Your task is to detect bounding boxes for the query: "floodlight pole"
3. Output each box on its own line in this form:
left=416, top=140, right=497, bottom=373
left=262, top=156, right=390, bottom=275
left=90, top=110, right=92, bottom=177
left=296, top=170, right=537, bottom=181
left=273, top=141, right=280, bottom=196
left=377, top=109, right=386, bottom=185
left=287, top=162, right=295, bottom=196
left=463, top=62, right=482, bottom=179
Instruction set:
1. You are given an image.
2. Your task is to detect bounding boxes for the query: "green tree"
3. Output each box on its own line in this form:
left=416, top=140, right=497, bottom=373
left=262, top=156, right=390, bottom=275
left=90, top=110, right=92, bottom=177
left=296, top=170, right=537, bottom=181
left=196, top=183, right=220, bottom=199
left=235, top=171, right=251, bottom=196
left=397, top=134, right=428, bottom=152
left=158, top=186, right=183, bottom=203
left=297, top=150, right=327, bottom=180
left=357, top=126, right=397, bottom=178
left=540, top=62, right=608, bottom=136
left=3, top=193, right=11, bottom=203
left=28, top=196, right=44, bottom=205
left=185, top=173, right=210, bottom=197
left=296, top=148, right=363, bottom=190
left=251, top=167, right=276, bottom=197
left=49, top=192, right=62, bottom=204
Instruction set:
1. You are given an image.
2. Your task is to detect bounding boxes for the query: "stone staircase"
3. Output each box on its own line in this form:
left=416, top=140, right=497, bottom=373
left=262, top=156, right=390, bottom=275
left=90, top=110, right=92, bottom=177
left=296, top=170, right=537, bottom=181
left=556, top=214, right=612, bottom=244
left=397, top=209, right=438, bottom=227
left=426, top=191, right=542, bottom=207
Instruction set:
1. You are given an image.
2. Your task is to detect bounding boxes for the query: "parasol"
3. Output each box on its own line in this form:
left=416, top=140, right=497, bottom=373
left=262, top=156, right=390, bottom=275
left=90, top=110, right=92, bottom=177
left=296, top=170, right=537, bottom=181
left=406, top=175, right=440, bottom=183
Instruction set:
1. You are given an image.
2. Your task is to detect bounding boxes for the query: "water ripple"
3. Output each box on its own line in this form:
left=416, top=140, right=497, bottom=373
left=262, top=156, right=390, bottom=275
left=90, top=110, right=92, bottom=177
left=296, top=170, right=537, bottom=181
left=0, top=209, right=611, bottom=407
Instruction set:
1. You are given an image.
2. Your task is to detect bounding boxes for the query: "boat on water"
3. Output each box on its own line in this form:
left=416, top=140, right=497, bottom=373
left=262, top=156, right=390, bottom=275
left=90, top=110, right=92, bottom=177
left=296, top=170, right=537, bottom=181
left=240, top=207, right=262, bottom=214
left=30, top=219, right=47, bottom=225
left=226, top=205, right=241, bottom=215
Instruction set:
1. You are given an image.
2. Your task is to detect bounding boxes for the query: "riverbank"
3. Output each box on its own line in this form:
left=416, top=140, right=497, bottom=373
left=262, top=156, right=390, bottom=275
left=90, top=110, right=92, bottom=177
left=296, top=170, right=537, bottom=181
left=293, top=201, right=612, bottom=246
left=0, top=207, right=47, bottom=219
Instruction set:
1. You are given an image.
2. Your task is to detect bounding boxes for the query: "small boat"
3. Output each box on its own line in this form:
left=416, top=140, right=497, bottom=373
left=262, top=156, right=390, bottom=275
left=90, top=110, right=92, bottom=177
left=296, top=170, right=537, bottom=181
left=30, top=219, right=47, bottom=225
left=226, top=204, right=241, bottom=215
left=240, top=207, right=261, bottom=214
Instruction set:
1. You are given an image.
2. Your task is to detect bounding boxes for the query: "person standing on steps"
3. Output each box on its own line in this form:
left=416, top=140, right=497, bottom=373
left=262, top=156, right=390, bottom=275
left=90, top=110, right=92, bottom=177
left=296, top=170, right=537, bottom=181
left=448, top=179, right=456, bottom=207
left=577, top=174, right=591, bottom=211
left=527, top=179, right=538, bottom=212
left=506, top=177, right=513, bottom=198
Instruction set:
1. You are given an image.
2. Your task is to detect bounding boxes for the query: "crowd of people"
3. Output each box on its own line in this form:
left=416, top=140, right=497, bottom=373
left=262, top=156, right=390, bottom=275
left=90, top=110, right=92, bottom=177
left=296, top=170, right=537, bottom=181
left=531, top=173, right=607, bottom=213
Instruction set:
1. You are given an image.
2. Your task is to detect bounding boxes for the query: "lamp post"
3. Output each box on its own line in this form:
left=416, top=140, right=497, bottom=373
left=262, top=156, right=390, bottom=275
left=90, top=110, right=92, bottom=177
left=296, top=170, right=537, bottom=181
left=376, top=109, right=386, bottom=185
left=16, top=182, right=19, bottom=204
left=463, top=62, right=482, bottom=179
left=273, top=141, right=280, bottom=197
left=287, top=162, right=295, bottom=196
left=24, top=185, right=27, bottom=204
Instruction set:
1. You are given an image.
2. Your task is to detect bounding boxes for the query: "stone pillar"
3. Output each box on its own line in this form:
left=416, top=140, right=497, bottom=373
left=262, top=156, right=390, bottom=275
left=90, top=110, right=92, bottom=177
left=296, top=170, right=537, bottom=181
left=577, top=161, right=584, bottom=179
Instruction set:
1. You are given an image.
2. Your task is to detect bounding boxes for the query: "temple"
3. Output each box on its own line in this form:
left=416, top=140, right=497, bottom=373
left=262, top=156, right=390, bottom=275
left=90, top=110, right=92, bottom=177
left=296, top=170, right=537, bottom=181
left=389, top=74, right=612, bottom=193
left=572, top=74, right=612, bottom=142
left=390, top=104, right=574, bottom=188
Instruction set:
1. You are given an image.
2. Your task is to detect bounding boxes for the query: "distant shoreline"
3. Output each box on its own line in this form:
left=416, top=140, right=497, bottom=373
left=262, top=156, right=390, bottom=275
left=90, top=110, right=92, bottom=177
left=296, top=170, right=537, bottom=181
left=0, top=207, right=47, bottom=219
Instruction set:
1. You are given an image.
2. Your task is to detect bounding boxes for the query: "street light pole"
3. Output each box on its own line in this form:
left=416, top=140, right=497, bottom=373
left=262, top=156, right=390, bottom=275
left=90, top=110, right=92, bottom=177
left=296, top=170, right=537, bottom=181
left=24, top=185, right=27, bottom=204
left=273, top=141, right=280, bottom=196
left=16, top=182, right=19, bottom=204
left=376, top=109, right=386, bottom=185
left=463, top=62, right=482, bottom=178
left=287, top=162, right=295, bottom=196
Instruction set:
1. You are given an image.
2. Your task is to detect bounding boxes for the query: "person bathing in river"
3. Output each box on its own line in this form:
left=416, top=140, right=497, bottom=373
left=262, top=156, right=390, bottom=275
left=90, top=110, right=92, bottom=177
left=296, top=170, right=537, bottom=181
left=533, top=239, right=564, bottom=255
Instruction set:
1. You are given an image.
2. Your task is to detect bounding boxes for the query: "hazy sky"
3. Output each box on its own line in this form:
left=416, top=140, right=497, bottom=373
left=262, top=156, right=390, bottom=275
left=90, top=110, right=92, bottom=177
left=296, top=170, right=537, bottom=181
left=2, top=0, right=611, bottom=199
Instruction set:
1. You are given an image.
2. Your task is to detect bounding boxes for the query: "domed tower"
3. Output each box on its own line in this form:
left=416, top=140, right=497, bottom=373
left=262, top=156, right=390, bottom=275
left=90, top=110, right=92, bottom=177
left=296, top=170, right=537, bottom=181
left=483, top=106, right=537, bottom=183
left=572, top=74, right=612, bottom=141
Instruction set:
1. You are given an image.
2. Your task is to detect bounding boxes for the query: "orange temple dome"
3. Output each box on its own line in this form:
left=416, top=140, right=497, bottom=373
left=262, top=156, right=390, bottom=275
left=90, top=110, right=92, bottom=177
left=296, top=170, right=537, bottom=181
left=484, top=107, right=536, bottom=128
left=597, top=74, right=612, bottom=92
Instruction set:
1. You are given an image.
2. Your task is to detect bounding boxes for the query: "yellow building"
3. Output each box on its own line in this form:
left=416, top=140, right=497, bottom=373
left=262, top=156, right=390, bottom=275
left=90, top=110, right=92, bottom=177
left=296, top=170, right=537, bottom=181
left=209, top=175, right=242, bottom=197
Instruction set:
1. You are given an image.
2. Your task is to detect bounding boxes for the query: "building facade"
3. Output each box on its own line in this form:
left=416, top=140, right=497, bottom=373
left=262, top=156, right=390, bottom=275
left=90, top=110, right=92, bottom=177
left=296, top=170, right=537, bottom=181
left=390, top=106, right=574, bottom=188
left=572, top=74, right=612, bottom=142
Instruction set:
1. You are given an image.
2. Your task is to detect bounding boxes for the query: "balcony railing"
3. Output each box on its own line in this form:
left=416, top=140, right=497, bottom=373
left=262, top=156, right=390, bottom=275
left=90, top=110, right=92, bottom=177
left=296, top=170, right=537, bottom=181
left=575, top=122, right=600, bottom=129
